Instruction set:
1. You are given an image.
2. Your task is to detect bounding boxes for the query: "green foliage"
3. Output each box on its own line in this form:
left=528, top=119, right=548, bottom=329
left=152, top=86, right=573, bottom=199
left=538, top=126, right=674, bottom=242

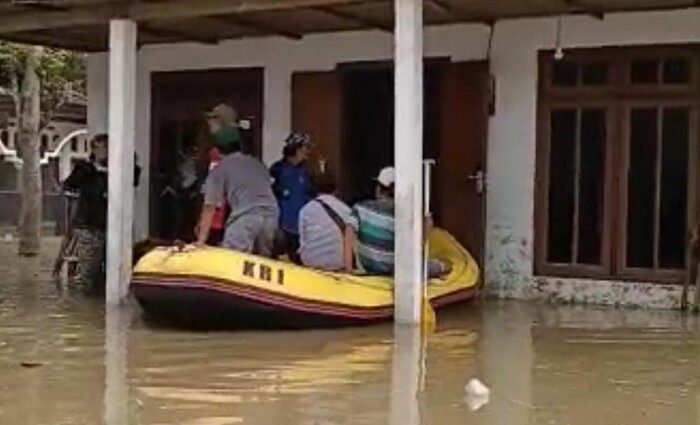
left=0, top=41, right=26, bottom=93
left=0, top=41, right=86, bottom=117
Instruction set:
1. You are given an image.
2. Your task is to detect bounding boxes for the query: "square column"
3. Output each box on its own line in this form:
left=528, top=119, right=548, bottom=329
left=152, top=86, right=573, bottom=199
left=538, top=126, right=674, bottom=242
left=393, top=0, right=424, bottom=324
left=106, top=19, right=137, bottom=305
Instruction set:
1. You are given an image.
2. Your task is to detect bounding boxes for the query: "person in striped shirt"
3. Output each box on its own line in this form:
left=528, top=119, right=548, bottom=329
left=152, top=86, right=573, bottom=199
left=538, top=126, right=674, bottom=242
left=352, top=167, right=450, bottom=278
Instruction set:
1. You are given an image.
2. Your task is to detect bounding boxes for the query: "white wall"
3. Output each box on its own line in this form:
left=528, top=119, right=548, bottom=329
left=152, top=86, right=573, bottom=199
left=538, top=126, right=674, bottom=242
left=485, top=9, right=700, bottom=308
left=87, top=53, right=108, bottom=135
left=88, top=9, right=700, bottom=308
left=89, top=24, right=491, bottom=241
left=134, top=24, right=491, bottom=165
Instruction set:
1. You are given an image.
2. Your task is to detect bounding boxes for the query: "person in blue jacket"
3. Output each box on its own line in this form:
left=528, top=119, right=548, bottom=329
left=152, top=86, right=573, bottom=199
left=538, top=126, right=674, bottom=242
left=270, top=131, right=314, bottom=262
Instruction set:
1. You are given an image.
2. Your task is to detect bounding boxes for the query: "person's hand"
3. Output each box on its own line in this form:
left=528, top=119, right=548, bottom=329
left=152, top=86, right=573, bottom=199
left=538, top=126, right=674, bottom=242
left=178, top=241, right=204, bottom=252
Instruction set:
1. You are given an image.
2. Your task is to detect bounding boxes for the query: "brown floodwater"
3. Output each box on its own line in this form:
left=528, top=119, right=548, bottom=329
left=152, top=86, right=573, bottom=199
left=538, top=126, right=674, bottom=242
left=1, top=238, right=699, bottom=425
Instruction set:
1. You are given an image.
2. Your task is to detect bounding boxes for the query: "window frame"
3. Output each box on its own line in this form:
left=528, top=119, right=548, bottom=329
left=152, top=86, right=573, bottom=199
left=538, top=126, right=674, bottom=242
left=535, top=99, right=616, bottom=279
left=616, top=100, right=699, bottom=282
left=535, top=45, right=700, bottom=283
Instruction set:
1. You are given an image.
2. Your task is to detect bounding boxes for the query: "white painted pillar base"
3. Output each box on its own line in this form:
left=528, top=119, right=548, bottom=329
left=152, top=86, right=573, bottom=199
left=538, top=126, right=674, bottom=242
left=394, top=0, right=424, bottom=324
left=104, top=305, right=131, bottom=425
left=106, top=19, right=137, bottom=305
left=390, top=325, right=422, bottom=425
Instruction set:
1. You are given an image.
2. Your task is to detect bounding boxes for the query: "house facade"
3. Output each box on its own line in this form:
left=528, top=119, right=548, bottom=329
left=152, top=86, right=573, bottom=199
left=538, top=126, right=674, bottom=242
left=0, top=94, right=88, bottom=230
left=1, top=0, right=698, bottom=311
left=82, top=9, right=700, bottom=309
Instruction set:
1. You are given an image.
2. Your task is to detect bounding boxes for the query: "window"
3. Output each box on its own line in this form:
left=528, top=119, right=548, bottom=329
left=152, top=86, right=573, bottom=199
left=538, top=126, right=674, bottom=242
left=536, top=46, right=699, bottom=282
left=546, top=107, right=606, bottom=266
left=629, top=57, right=691, bottom=85
left=551, top=60, right=610, bottom=87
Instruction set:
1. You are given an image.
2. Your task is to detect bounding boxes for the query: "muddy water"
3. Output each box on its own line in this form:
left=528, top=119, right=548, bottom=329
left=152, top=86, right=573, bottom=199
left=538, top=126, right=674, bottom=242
left=1, top=239, right=699, bottom=425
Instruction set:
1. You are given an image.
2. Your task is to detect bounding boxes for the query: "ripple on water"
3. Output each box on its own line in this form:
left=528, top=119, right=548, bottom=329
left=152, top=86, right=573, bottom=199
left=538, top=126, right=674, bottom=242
left=1, top=241, right=700, bottom=424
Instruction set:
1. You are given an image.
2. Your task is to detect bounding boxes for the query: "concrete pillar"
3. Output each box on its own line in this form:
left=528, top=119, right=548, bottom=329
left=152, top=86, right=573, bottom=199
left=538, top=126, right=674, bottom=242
left=389, top=326, right=422, bottom=425
left=262, top=66, right=292, bottom=166
left=106, top=19, right=137, bottom=305
left=104, top=305, right=131, bottom=425
left=393, top=0, right=424, bottom=324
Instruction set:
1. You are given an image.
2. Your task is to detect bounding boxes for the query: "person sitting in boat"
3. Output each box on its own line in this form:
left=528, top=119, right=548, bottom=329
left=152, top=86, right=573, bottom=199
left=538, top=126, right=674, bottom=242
left=352, top=167, right=450, bottom=278
left=195, top=127, right=279, bottom=257
left=297, top=170, right=356, bottom=271
left=270, top=131, right=315, bottom=263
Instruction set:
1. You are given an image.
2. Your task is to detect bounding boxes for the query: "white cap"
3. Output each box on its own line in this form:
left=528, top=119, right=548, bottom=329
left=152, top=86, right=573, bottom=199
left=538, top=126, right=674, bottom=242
left=375, top=166, right=395, bottom=187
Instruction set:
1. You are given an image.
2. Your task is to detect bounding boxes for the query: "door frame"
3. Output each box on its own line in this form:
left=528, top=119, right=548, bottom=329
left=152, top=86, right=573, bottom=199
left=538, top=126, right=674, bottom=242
left=335, top=57, right=451, bottom=202
left=437, top=60, right=490, bottom=265
left=334, top=58, right=490, bottom=263
left=149, top=67, right=264, bottom=237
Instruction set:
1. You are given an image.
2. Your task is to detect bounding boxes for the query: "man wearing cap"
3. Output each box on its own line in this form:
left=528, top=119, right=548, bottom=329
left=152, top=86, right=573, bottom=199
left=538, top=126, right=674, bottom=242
left=352, top=167, right=449, bottom=277
left=206, top=103, right=238, bottom=130
left=352, top=167, right=397, bottom=275
left=196, top=123, right=279, bottom=257
left=269, top=131, right=314, bottom=261
left=201, top=103, right=242, bottom=244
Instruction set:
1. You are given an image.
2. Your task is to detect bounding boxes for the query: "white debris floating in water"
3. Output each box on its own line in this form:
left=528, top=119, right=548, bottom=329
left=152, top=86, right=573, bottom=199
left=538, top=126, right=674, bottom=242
left=464, top=378, right=491, bottom=411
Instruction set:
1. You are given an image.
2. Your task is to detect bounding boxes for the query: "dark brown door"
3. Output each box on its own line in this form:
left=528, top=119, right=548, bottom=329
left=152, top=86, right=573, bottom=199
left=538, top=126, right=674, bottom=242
left=150, top=67, right=264, bottom=239
left=292, top=64, right=488, bottom=263
left=436, top=61, right=489, bottom=263
left=291, top=71, right=342, bottom=183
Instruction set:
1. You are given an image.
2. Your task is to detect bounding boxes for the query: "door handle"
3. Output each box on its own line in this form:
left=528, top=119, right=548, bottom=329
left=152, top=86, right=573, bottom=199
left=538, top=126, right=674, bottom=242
left=467, top=170, right=485, bottom=194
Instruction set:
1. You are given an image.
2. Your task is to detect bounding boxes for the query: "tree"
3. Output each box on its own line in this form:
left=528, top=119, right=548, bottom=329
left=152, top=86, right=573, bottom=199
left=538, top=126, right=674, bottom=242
left=17, top=47, right=41, bottom=256
left=0, top=42, right=86, bottom=256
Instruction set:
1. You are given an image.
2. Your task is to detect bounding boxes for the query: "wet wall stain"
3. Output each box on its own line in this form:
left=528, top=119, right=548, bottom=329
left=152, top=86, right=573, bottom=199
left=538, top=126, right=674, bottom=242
left=485, top=224, right=695, bottom=310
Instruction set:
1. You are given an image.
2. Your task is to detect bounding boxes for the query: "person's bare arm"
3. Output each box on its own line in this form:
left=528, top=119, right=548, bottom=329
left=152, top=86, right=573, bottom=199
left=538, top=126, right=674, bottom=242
left=343, top=225, right=356, bottom=271
left=196, top=204, right=216, bottom=245
left=198, top=164, right=225, bottom=246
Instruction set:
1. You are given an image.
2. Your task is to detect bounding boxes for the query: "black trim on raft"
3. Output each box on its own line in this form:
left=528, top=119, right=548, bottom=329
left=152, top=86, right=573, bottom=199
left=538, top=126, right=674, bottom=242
left=131, top=272, right=477, bottom=330
left=134, top=272, right=394, bottom=318
left=133, top=284, right=384, bottom=329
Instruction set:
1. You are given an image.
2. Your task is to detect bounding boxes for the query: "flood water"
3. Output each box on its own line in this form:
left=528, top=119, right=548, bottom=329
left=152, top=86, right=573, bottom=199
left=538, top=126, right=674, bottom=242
left=1, top=238, right=699, bottom=425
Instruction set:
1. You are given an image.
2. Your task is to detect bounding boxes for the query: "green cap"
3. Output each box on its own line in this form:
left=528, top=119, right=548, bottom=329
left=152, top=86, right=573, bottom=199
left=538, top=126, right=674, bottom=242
left=215, top=125, right=242, bottom=150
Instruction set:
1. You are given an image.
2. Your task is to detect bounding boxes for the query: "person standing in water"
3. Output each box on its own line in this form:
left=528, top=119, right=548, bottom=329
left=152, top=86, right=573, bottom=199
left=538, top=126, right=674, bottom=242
left=61, top=134, right=141, bottom=293
left=270, top=131, right=314, bottom=262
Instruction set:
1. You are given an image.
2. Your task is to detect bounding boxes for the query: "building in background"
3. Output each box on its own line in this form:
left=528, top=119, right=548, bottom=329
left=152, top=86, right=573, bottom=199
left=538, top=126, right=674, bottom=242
left=0, top=0, right=697, bottom=309
left=0, top=90, right=88, bottom=233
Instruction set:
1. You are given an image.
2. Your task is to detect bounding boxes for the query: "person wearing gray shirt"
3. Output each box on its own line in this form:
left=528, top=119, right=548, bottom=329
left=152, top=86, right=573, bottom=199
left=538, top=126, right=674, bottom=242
left=196, top=130, right=279, bottom=257
left=298, top=172, right=357, bottom=271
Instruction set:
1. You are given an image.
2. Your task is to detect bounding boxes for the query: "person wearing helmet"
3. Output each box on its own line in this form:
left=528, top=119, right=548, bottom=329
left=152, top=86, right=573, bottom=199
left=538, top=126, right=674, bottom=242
left=269, top=131, right=314, bottom=262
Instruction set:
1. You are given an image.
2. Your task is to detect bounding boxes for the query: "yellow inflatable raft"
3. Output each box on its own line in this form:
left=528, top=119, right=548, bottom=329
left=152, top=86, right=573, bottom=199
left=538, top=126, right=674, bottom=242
left=131, top=228, right=479, bottom=328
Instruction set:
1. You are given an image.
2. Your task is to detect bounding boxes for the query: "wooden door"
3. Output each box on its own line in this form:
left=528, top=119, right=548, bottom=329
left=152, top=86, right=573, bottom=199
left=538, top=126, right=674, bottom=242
left=150, top=68, right=264, bottom=239
left=436, top=61, right=489, bottom=263
left=291, top=71, right=342, bottom=183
